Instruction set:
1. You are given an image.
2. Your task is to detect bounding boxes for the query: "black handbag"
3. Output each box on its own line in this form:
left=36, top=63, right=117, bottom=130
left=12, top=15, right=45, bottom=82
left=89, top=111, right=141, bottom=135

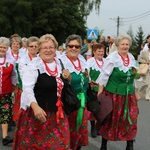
left=59, top=59, right=81, bottom=115
left=87, top=84, right=100, bottom=114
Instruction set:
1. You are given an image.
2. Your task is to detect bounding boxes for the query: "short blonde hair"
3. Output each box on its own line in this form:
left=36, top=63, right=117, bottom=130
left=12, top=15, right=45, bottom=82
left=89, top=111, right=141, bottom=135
left=38, top=34, right=58, bottom=50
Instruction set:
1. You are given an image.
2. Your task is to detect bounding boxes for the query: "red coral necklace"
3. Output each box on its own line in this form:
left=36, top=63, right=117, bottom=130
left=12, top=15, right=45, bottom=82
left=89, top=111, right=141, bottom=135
left=28, top=53, right=32, bottom=61
left=95, top=58, right=104, bottom=68
left=11, top=51, right=18, bottom=61
left=43, top=59, right=58, bottom=76
left=118, top=52, right=130, bottom=66
left=67, top=56, right=82, bottom=71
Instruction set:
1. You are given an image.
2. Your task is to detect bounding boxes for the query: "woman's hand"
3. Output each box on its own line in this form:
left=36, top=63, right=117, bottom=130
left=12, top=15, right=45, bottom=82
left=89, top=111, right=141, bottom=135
left=90, top=81, right=98, bottom=88
left=62, top=69, right=71, bottom=81
left=31, top=102, right=47, bottom=123
left=98, top=85, right=104, bottom=96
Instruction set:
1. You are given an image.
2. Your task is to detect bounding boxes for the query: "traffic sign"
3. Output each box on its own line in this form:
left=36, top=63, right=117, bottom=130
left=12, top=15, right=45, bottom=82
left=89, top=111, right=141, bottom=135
left=87, top=29, right=98, bottom=40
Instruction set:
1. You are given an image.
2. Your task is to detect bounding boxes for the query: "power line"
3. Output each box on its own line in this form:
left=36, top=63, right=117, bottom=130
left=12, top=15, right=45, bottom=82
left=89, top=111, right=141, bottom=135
left=122, top=10, right=150, bottom=19
left=110, top=10, right=150, bottom=35
left=122, top=12, right=150, bottom=22
left=122, top=15, right=150, bottom=26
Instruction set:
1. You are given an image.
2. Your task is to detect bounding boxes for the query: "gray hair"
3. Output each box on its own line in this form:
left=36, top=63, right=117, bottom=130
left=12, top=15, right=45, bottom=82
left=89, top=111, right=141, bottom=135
left=27, top=36, right=39, bottom=46
left=115, top=34, right=132, bottom=47
left=22, top=37, right=28, bottom=43
left=0, top=37, right=10, bottom=48
left=65, top=34, right=82, bottom=47
left=10, top=36, right=22, bottom=48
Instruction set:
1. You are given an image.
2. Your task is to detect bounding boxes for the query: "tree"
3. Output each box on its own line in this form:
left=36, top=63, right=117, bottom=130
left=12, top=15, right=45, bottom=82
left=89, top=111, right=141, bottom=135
left=127, top=26, right=136, bottom=58
left=0, top=0, right=101, bottom=44
left=0, top=0, right=32, bottom=37
left=134, top=26, right=146, bottom=56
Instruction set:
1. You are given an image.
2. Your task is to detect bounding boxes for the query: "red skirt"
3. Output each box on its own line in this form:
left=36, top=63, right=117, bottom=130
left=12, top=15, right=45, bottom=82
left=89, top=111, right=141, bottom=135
left=13, top=108, right=70, bottom=150
left=12, top=88, right=22, bottom=122
left=68, top=108, right=88, bottom=150
left=99, top=91, right=139, bottom=141
left=87, top=110, right=96, bottom=121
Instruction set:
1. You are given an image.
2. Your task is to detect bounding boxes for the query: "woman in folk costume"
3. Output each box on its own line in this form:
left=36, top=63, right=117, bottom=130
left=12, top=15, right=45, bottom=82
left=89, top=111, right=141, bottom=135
left=13, top=34, right=71, bottom=150
left=98, top=34, right=139, bottom=150
left=12, top=36, right=39, bottom=122
left=7, top=35, right=24, bottom=62
left=137, top=43, right=150, bottom=101
left=6, top=35, right=23, bottom=124
left=0, top=37, right=18, bottom=146
left=87, top=43, right=105, bottom=138
left=59, top=34, right=89, bottom=150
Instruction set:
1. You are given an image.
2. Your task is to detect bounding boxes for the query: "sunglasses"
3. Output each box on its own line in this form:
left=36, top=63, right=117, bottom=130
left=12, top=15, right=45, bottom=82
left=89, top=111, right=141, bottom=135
left=29, top=45, right=38, bottom=49
left=67, top=44, right=81, bottom=49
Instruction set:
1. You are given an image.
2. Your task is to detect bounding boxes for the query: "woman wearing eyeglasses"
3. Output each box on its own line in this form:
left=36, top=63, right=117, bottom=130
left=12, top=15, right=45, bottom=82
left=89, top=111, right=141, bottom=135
left=0, top=37, right=17, bottom=146
left=12, top=36, right=39, bottom=123
left=13, top=34, right=71, bottom=149
left=59, top=34, right=89, bottom=150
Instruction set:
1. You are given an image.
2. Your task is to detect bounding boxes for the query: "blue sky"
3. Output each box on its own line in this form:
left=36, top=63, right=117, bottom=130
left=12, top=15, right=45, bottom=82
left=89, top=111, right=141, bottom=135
left=87, top=0, right=150, bottom=38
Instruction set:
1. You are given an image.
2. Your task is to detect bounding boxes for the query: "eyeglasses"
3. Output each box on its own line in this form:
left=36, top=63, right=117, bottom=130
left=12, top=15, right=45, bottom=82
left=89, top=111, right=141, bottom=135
left=42, top=46, right=55, bottom=50
left=0, top=46, right=7, bottom=50
left=67, top=45, right=81, bottom=49
left=29, top=45, right=38, bottom=49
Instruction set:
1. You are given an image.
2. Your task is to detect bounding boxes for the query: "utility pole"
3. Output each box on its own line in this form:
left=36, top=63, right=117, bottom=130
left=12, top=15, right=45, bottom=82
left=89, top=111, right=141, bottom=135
left=117, top=16, right=120, bottom=36
left=110, top=16, right=120, bottom=36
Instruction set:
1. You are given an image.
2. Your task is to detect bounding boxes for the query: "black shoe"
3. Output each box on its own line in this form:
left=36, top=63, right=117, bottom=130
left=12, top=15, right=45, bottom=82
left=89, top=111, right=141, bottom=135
left=8, top=124, right=12, bottom=132
left=126, top=140, right=134, bottom=150
left=91, top=128, right=97, bottom=138
left=97, top=132, right=100, bottom=136
left=126, top=146, right=133, bottom=150
left=100, top=145, right=107, bottom=150
left=2, top=136, right=13, bottom=146
left=76, top=146, right=81, bottom=150
left=11, top=121, right=16, bottom=126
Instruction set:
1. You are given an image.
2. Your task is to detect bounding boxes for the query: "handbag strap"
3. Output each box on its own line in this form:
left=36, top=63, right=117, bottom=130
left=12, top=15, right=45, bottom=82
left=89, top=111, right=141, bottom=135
left=59, top=59, right=65, bottom=70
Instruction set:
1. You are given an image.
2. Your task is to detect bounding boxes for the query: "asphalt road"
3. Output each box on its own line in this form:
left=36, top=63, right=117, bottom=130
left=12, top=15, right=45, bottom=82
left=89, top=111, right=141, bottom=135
left=0, top=99, right=150, bottom=150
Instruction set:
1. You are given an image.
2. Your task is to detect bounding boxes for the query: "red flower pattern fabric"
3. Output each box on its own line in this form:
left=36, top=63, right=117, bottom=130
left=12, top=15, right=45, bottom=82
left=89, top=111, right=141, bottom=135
left=12, top=88, right=22, bottom=122
left=13, top=108, right=70, bottom=150
left=99, top=90, right=139, bottom=141
left=0, top=94, right=12, bottom=124
left=68, top=109, right=88, bottom=150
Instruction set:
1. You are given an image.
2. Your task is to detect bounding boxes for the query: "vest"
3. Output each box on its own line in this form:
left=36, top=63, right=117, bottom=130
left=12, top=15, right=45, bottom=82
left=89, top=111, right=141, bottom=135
left=89, top=68, right=100, bottom=92
left=0, top=64, right=13, bottom=94
left=34, top=73, right=58, bottom=112
left=105, top=68, right=135, bottom=96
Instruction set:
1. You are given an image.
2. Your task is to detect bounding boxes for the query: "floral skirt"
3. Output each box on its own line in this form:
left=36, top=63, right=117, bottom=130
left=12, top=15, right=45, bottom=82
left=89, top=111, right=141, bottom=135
left=99, top=91, right=139, bottom=141
left=87, top=110, right=96, bottom=121
left=12, top=88, right=22, bottom=122
left=68, top=108, right=88, bottom=150
left=0, top=93, right=12, bottom=124
left=13, top=108, right=70, bottom=150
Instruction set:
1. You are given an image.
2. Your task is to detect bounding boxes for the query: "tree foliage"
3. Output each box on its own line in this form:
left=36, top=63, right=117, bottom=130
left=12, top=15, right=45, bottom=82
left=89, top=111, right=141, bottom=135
left=0, top=0, right=101, bottom=44
left=134, top=26, right=146, bottom=55
left=127, top=26, right=146, bottom=59
left=127, top=26, right=136, bottom=58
